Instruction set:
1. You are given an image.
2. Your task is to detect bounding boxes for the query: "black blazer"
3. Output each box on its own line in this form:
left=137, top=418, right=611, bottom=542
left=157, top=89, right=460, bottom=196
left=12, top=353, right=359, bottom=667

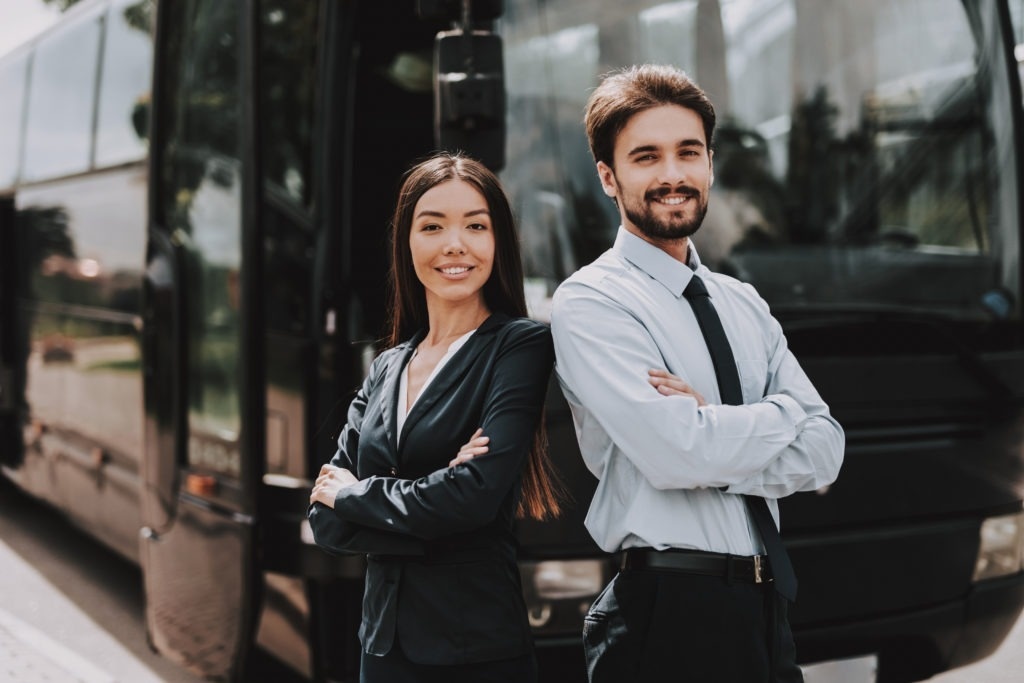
left=308, top=314, right=554, bottom=665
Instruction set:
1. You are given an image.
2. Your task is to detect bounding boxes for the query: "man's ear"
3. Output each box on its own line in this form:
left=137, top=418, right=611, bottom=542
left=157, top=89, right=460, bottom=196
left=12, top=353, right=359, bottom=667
left=709, top=149, right=715, bottom=187
left=596, top=161, right=617, bottom=198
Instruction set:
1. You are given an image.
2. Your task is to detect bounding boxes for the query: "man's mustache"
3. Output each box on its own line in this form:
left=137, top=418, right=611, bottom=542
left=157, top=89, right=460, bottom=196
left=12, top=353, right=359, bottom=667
left=645, top=185, right=701, bottom=201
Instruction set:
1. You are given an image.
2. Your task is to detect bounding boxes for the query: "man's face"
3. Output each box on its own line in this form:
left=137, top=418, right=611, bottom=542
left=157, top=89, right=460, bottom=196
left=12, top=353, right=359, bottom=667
left=597, top=104, right=713, bottom=243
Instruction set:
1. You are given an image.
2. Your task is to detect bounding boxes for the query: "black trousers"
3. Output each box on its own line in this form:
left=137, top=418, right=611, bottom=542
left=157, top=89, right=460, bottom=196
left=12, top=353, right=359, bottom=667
left=359, top=638, right=538, bottom=683
left=583, top=569, right=804, bottom=683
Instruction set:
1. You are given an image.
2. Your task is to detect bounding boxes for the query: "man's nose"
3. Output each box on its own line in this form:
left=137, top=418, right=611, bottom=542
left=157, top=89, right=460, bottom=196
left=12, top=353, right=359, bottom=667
left=657, top=157, right=688, bottom=186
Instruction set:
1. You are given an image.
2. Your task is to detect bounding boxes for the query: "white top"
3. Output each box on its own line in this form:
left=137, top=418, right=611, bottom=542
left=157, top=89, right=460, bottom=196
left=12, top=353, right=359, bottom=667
left=397, top=329, right=477, bottom=444
left=550, top=227, right=845, bottom=555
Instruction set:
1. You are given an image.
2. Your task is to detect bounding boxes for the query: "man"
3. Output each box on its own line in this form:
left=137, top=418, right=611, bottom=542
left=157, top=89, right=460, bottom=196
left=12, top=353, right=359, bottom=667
left=550, top=64, right=844, bottom=682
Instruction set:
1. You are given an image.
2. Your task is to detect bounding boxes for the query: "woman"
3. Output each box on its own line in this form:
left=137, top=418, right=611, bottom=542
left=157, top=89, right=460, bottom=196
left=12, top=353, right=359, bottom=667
left=308, top=152, right=561, bottom=682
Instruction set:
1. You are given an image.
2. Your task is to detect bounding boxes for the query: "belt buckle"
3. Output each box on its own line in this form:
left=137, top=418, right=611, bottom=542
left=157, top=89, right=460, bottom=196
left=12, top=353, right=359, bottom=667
left=753, top=555, right=765, bottom=583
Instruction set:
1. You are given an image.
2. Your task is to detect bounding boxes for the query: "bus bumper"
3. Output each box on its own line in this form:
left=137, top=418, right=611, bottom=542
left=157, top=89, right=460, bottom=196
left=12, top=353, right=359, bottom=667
left=795, top=571, right=1024, bottom=683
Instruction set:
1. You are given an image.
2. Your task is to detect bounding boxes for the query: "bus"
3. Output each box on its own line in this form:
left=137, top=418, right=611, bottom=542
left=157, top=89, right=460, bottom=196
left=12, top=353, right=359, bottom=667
left=0, top=0, right=1022, bottom=681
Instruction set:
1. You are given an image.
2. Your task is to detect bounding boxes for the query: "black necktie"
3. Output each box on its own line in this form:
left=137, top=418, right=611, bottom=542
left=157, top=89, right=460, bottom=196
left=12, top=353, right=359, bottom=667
left=683, top=274, right=798, bottom=601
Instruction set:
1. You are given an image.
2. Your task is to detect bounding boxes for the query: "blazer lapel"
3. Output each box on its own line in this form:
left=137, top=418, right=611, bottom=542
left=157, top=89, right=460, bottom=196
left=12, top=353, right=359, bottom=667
left=398, top=313, right=508, bottom=449
left=379, top=339, right=419, bottom=455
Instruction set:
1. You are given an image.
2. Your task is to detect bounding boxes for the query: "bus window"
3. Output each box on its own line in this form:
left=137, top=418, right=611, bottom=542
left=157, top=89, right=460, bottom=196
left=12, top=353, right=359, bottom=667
left=94, top=0, right=154, bottom=168
left=258, top=0, right=320, bottom=481
left=505, top=0, right=1015, bottom=320
left=0, top=55, right=28, bottom=189
left=259, top=0, right=318, bottom=210
left=22, top=12, right=103, bottom=183
left=159, top=0, right=244, bottom=481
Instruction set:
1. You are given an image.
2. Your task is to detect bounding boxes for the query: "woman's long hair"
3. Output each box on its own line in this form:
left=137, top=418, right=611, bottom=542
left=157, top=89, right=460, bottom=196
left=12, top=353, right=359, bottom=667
left=386, top=152, right=562, bottom=520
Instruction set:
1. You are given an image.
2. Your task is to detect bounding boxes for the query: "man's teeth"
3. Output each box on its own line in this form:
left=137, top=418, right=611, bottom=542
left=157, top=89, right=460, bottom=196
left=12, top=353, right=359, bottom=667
left=655, top=196, right=688, bottom=205
left=442, top=266, right=470, bottom=274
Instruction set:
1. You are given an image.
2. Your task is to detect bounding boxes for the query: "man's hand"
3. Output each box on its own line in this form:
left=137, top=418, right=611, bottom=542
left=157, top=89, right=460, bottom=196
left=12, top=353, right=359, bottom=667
left=648, top=369, right=707, bottom=406
left=310, top=464, right=359, bottom=508
left=449, top=427, right=490, bottom=467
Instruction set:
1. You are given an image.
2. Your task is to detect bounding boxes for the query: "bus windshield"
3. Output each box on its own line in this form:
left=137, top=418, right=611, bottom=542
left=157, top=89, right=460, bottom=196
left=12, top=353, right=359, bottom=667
left=503, top=0, right=1021, bottom=323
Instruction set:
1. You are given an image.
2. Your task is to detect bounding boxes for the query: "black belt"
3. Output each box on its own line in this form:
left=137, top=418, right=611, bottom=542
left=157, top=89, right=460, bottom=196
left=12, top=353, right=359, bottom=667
left=622, top=548, right=773, bottom=584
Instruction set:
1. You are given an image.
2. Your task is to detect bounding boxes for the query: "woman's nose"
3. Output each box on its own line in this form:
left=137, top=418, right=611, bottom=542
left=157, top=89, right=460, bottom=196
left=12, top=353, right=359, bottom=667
left=443, top=237, right=466, bottom=255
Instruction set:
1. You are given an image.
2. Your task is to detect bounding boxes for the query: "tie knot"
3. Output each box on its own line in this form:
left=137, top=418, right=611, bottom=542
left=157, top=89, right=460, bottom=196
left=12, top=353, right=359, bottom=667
left=684, top=274, right=709, bottom=299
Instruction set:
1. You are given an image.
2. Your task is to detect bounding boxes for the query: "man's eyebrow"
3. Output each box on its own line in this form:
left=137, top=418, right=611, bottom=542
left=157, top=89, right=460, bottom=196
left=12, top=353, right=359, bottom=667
left=626, top=139, right=706, bottom=156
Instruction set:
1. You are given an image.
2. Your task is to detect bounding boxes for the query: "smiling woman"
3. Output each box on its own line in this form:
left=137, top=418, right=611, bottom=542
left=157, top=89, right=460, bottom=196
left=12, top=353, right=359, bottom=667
left=307, top=152, right=563, bottom=682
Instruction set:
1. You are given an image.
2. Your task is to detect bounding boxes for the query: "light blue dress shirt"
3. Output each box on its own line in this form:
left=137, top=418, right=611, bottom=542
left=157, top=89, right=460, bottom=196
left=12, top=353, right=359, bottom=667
left=551, top=228, right=845, bottom=556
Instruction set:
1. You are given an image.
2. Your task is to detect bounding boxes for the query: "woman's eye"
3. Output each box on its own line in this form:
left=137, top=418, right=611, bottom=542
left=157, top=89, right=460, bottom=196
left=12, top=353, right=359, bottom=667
left=421, top=223, right=441, bottom=232
left=467, top=223, right=488, bottom=231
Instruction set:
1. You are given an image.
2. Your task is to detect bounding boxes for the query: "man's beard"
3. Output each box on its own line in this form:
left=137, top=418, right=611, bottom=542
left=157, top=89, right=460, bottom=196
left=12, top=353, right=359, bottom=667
left=621, top=184, right=708, bottom=241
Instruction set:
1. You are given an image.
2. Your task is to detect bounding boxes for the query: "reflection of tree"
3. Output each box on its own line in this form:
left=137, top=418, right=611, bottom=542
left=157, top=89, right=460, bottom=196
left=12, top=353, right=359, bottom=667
left=18, top=206, right=76, bottom=267
left=785, top=86, right=877, bottom=246
left=122, top=0, right=154, bottom=35
left=713, top=122, right=787, bottom=244
left=3, top=205, right=76, bottom=463
left=41, top=0, right=82, bottom=11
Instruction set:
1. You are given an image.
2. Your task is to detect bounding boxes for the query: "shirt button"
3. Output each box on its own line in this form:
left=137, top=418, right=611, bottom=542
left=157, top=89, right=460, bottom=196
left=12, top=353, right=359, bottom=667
left=388, top=467, right=398, bottom=476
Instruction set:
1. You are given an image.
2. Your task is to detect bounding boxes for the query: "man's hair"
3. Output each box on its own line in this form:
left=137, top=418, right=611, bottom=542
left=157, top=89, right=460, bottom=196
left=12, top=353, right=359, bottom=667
left=584, top=64, right=717, bottom=168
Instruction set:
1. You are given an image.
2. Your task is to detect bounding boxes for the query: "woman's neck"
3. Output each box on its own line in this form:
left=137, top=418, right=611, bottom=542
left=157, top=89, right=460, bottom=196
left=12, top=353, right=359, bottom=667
left=422, top=298, right=491, bottom=348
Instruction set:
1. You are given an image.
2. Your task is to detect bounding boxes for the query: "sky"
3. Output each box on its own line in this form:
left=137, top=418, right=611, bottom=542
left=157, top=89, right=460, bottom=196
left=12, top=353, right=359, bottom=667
left=0, top=0, right=61, bottom=58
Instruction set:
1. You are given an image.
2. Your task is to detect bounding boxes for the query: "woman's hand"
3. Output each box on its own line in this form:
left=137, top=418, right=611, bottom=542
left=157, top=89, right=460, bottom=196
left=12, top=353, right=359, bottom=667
left=310, top=464, right=360, bottom=508
left=648, top=369, right=707, bottom=406
left=449, top=427, right=490, bottom=467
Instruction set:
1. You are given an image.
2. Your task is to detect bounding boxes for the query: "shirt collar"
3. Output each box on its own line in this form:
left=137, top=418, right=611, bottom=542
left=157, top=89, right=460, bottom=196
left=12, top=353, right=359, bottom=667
left=612, top=226, right=701, bottom=298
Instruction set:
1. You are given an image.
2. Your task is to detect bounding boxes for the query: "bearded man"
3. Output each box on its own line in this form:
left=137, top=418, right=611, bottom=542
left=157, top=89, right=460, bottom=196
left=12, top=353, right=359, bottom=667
left=550, top=64, right=845, bottom=683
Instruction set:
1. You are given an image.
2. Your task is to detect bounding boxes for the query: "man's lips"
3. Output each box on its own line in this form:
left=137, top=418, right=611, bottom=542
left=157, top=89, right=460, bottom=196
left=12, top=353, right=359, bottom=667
left=646, top=187, right=700, bottom=206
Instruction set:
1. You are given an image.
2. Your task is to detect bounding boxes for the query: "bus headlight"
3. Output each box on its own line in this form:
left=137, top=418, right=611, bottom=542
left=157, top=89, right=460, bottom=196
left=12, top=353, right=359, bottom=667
left=972, top=512, right=1024, bottom=582
left=527, top=559, right=604, bottom=600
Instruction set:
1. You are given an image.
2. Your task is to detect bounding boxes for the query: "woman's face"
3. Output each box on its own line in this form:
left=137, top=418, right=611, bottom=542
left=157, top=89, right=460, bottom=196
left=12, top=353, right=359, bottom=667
left=409, top=179, right=496, bottom=310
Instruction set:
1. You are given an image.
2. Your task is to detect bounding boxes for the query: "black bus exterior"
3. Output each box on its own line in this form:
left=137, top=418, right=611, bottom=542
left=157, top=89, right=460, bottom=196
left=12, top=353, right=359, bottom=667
left=0, top=1, right=1022, bottom=682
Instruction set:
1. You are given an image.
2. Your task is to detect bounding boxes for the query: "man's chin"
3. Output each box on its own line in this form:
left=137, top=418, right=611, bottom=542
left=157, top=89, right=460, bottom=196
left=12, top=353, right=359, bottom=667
left=638, top=221, right=700, bottom=241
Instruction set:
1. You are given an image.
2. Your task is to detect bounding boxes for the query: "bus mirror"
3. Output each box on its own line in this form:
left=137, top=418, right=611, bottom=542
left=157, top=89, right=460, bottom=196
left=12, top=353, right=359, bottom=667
left=434, top=30, right=506, bottom=171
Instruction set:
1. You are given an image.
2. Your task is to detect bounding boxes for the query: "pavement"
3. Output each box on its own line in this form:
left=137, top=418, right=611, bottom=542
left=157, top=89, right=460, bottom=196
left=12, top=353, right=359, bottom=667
left=0, top=538, right=164, bottom=683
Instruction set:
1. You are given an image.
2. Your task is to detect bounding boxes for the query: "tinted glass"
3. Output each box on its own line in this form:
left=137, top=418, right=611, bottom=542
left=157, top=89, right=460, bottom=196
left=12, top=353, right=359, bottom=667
left=503, top=0, right=1019, bottom=322
left=0, top=56, right=27, bottom=188
left=95, top=0, right=154, bottom=167
left=23, top=15, right=102, bottom=182
left=160, top=0, right=243, bottom=477
left=259, top=0, right=318, bottom=208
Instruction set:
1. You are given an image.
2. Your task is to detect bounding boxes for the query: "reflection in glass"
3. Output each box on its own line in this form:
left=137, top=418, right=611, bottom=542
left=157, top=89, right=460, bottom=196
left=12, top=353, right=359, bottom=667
left=0, top=56, right=28, bottom=188
left=503, top=0, right=1018, bottom=320
left=259, top=0, right=318, bottom=208
left=160, top=0, right=243, bottom=474
left=23, top=15, right=102, bottom=182
left=95, top=0, right=154, bottom=167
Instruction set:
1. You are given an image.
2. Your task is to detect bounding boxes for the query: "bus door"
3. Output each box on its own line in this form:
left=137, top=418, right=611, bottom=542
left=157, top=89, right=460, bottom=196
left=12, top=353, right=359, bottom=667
left=140, top=1, right=264, bottom=679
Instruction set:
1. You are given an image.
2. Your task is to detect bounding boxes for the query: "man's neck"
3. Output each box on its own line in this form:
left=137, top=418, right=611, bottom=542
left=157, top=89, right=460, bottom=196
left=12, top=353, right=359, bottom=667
left=622, top=224, right=690, bottom=264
